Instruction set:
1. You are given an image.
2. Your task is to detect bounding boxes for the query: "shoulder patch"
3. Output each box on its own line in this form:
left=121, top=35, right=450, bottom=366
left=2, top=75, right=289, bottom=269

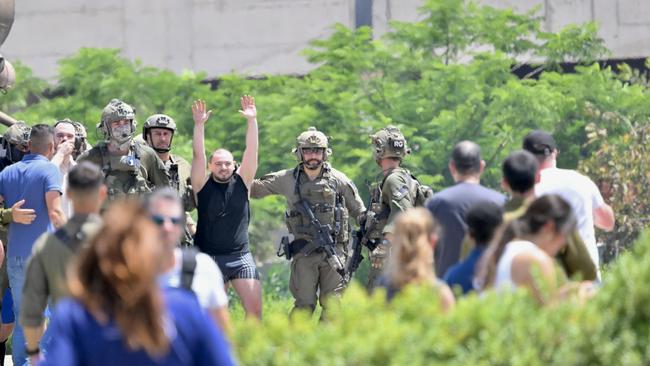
left=392, top=184, right=410, bottom=200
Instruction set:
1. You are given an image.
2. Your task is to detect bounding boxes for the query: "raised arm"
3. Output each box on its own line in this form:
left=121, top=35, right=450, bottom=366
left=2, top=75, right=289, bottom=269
left=191, top=100, right=212, bottom=194
left=237, top=95, right=258, bottom=190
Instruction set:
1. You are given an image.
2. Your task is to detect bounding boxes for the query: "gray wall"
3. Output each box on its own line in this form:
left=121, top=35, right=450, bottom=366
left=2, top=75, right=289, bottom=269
left=374, top=0, right=650, bottom=60
left=2, top=0, right=649, bottom=79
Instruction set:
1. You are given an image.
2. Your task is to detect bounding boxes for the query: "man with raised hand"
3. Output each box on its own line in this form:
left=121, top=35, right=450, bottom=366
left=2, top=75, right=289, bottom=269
left=191, top=96, right=262, bottom=319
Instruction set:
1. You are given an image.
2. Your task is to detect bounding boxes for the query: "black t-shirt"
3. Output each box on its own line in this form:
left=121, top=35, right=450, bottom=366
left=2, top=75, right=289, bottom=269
left=195, top=173, right=250, bottom=256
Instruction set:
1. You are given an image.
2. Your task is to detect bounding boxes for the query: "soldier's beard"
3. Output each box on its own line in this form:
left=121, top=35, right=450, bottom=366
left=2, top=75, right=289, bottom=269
left=304, top=159, right=323, bottom=170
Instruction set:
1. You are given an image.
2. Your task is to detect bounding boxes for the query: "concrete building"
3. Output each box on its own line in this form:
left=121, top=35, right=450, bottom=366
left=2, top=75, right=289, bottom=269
left=2, top=0, right=649, bottom=79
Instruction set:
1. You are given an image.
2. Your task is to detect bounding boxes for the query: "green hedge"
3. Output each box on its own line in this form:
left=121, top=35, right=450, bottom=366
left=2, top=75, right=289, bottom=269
left=231, top=230, right=650, bottom=365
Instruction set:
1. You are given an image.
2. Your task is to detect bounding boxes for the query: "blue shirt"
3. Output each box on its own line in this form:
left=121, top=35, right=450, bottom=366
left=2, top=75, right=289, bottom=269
left=444, top=246, right=486, bottom=294
left=426, top=182, right=505, bottom=277
left=41, top=288, right=236, bottom=366
left=0, top=154, right=62, bottom=258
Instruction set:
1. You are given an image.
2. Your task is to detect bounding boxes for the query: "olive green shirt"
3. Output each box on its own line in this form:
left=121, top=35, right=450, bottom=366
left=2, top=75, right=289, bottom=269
left=0, top=207, right=11, bottom=244
left=505, top=196, right=597, bottom=281
left=20, top=214, right=102, bottom=327
left=380, top=168, right=416, bottom=235
left=167, top=154, right=195, bottom=212
left=251, top=163, right=365, bottom=240
left=166, top=154, right=195, bottom=246
left=77, top=141, right=170, bottom=202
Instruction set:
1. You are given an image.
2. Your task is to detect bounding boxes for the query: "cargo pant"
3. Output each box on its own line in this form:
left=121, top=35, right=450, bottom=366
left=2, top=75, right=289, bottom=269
left=366, top=244, right=388, bottom=291
left=289, top=246, right=347, bottom=317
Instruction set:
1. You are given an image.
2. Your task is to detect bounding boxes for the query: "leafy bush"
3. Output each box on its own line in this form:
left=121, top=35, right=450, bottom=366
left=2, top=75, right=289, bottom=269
left=231, top=230, right=650, bottom=365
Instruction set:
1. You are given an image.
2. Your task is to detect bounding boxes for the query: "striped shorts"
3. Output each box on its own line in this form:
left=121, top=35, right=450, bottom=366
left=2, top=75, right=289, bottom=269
left=211, top=252, right=260, bottom=282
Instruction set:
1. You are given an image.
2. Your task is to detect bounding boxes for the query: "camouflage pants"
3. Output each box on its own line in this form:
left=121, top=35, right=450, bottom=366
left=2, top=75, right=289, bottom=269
left=289, top=247, right=347, bottom=316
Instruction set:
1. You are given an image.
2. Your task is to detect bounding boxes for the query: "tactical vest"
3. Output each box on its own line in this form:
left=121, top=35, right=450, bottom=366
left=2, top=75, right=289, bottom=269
left=365, top=168, right=427, bottom=241
left=166, top=159, right=180, bottom=192
left=98, top=142, right=152, bottom=201
left=285, top=165, right=350, bottom=244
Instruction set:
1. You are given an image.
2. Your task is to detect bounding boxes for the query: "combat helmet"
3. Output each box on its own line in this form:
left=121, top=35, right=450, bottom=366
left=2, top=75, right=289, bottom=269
left=371, top=125, right=411, bottom=162
left=293, top=126, right=331, bottom=161
left=142, top=114, right=176, bottom=153
left=97, top=99, right=136, bottom=141
left=3, top=121, right=30, bottom=148
left=1, top=122, right=31, bottom=162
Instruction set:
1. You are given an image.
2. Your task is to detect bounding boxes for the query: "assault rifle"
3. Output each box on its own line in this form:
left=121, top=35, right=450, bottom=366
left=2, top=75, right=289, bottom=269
left=295, top=199, right=346, bottom=278
left=346, top=185, right=385, bottom=280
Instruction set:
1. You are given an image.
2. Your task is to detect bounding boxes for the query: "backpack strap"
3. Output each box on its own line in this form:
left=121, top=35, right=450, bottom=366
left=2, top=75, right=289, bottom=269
left=180, top=247, right=199, bottom=291
left=54, top=227, right=86, bottom=251
left=98, top=143, right=111, bottom=179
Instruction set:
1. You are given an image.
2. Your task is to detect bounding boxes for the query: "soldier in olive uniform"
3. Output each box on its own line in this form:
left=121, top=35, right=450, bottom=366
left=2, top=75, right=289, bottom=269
left=142, top=114, right=196, bottom=246
left=251, top=127, right=365, bottom=315
left=365, top=126, right=430, bottom=290
left=78, top=99, right=170, bottom=202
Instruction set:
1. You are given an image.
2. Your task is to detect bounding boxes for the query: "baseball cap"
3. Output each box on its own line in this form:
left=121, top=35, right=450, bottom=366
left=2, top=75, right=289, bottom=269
left=522, top=130, right=556, bottom=156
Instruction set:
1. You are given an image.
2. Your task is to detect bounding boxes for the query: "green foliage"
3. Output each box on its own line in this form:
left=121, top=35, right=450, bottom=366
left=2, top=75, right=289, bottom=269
left=231, top=231, right=650, bottom=365
left=579, top=105, right=650, bottom=261
left=3, top=0, right=650, bottom=258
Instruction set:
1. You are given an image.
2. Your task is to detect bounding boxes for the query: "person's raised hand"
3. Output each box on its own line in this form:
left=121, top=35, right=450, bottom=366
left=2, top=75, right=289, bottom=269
left=192, top=99, right=212, bottom=126
left=238, top=95, right=257, bottom=122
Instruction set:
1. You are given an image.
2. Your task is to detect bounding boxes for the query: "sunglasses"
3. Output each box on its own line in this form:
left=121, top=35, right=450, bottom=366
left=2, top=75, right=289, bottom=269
left=150, top=214, right=183, bottom=227
left=302, top=147, right=325, bottom=154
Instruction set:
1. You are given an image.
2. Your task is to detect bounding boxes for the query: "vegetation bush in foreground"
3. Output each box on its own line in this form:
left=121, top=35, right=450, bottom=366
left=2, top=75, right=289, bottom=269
left=231, top=230, right=650, bottom=365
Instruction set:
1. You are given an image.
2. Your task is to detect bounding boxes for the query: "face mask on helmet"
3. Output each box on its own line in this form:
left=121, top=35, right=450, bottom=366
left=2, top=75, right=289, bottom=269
left=109, top=124, right=133, bottom=150
left=9, top=144, right=27, bottom=163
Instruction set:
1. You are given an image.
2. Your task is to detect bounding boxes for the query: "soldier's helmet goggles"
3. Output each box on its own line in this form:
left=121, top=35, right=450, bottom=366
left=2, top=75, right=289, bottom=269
left=301, top=147, right=326, bottom=154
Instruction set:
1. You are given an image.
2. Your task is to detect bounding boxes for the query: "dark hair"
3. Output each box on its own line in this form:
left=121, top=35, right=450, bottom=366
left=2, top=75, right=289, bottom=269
left=451, top=140, right=481, bottom=175
left=68, top=162, right=104, bottom=194
left=466, top=201, right=503, bottom=245
left=475, top=195, right=576, bottom=289
left=29, top=124, right=54, bottom=153
left=502, top=150, right=539, bottom=194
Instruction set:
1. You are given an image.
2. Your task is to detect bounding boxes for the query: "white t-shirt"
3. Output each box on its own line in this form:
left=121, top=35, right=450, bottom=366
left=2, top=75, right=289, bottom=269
left=535, top=167, right=605, bottom=267
left=58, top=159, right=76, bottom=218
left=494, top=240, right=547, bottom=291
left=165, top=248, right=228, bottom=310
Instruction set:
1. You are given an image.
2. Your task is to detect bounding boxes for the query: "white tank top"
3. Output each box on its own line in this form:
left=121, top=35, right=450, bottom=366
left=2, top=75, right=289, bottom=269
left=494, top=240, right=547, bottom=291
